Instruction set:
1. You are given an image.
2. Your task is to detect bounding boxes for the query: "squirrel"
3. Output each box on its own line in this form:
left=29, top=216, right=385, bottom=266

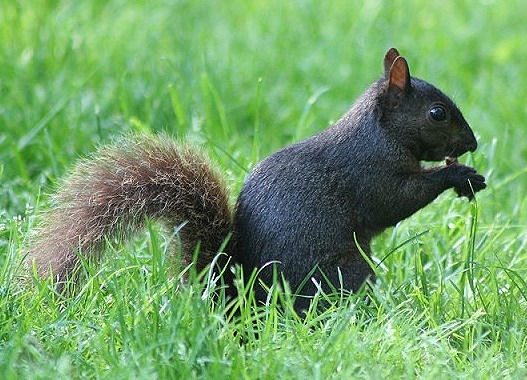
left=28, top=48, right=486, bottom=311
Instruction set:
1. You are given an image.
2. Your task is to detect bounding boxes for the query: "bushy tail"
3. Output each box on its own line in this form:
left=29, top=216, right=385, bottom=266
left=28, top=134, right=233, bottom=284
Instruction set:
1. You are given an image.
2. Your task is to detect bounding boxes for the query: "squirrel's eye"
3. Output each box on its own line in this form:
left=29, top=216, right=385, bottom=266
left=429, top=106, right=447, bottom=122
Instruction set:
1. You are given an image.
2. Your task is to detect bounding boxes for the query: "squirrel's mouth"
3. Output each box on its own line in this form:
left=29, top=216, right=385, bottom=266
left=445, top=156, right=459, bottom=165
left=420, top=133, right=476, bottom=162
left=421, top=144, right=470, bottom=162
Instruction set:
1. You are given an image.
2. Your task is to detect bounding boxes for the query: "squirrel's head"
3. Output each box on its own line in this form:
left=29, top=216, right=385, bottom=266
left=379, top=48, right=478, bottom=162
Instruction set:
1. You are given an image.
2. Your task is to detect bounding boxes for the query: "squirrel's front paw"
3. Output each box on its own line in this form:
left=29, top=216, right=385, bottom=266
left=447, top=163, right=486, bottom=200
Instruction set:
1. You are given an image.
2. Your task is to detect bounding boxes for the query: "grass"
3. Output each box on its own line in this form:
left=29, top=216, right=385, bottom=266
left=1, top=0, right=527, bottom=378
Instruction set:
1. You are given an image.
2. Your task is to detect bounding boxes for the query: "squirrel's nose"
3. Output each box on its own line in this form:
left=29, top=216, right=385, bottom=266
left=462, top=124, right=478, bottom=152
left=467, top=138, right=477, bottom=152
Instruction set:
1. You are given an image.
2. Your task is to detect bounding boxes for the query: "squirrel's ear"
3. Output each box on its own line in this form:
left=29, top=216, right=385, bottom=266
left=384, top=48, right=400, bottom=78
left=388, top=56, right=410, bottom=92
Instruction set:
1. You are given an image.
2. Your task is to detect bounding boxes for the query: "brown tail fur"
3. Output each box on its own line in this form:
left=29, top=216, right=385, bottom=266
left=27, top=134, right=233, bottom=285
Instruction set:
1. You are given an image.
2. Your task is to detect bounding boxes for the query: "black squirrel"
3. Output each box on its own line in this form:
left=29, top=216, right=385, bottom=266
left=28, top=48, right=486, bottom=311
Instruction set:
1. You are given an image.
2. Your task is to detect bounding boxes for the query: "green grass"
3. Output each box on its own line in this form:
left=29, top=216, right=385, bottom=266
left=1, top=0, right=527, bottom=378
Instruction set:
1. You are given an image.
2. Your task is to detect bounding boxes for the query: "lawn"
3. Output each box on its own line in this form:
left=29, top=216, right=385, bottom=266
left=1, top=0, right=527, bottom=378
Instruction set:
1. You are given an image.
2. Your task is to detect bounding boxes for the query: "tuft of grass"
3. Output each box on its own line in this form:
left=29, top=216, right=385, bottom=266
left=2, top=0, right=527, bottom=378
